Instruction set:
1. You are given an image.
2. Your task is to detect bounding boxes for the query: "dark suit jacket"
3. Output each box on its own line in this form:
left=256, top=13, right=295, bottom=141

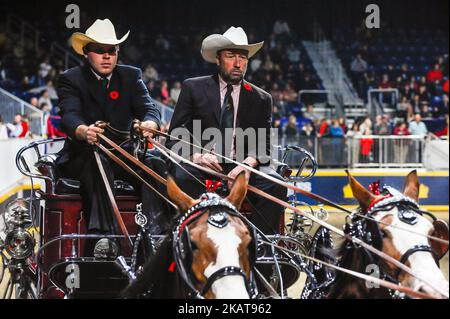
left=56, top=64, right=161, bottom=165
left=166, top=74, right=273, bottom=165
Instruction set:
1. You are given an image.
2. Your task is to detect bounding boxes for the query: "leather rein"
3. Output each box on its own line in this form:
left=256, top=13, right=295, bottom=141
left=91, top=121, right=447, bottom=299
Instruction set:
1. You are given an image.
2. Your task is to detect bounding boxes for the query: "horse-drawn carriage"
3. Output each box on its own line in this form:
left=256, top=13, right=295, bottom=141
left=1, top=137, right=331, bottom=299
left=2, top=130, right=448, bottom=299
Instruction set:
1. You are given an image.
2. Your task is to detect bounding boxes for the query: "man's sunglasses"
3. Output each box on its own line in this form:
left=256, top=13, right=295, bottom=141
left=85, top=45, right=119, bottom=55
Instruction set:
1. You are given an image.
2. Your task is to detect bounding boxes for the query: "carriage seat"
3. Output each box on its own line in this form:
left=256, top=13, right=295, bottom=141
left=35, top=157, right=137, bottom=196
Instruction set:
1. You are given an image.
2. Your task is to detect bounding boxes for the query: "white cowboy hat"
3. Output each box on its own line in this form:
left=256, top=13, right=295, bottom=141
left=201, top=26, right=264, bottom=63
left=71, top=19, right=130, bottom=55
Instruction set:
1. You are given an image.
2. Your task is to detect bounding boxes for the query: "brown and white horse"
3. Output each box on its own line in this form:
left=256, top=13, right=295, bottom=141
left=123, top=172, right=255, bottom=299
left=305, top=170, right=449, bottom=299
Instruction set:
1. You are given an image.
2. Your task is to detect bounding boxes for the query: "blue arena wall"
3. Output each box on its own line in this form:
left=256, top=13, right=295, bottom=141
left=294, top=171, right=449, bottom=210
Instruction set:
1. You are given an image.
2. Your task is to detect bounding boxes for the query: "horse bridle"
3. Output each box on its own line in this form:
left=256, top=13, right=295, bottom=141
left=172, top=192, right=257, bottom=299
left=347, top=186, right=443, bottom=282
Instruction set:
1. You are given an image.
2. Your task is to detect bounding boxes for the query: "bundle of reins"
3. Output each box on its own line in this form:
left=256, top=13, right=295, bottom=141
left=92, top=121, right=449, bottom=299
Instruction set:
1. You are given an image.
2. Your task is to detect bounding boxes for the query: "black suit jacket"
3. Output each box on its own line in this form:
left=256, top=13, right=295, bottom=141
left=56, top=64, right=161, bottom=165
left=166, top=74, right=273, bottom=165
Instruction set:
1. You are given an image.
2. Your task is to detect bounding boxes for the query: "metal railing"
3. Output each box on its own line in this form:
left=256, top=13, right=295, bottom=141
left=0, top=87, right=44, bottom=136
left=153, top=100, right=174, bottom=125
left=348, top=135, right=428, bottom=168
left=279, top=135, right=439, bottom=168
left=298, top=89, right=331, bottom=104
left=367, top=88, right=399, bottom=114
left=50, top=42, right=82, bottom=70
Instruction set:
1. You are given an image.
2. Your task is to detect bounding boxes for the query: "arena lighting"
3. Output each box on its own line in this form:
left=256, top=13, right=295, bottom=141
left=1, top=199, right=35, bottom=259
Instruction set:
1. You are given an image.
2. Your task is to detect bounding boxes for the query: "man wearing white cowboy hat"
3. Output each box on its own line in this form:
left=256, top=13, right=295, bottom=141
left=167, top=26, right=286, bottom=235
left=56, top=19, right=172, bottom=258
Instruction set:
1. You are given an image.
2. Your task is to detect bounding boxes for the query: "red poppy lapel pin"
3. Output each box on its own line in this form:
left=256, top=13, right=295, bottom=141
left=109, top=90, right=119, bottom=100
left=243, top=83, right=252, bottom=91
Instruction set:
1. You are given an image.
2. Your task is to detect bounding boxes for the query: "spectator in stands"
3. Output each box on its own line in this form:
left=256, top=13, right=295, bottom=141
left=411, top=94, right=422, bottom=115
left=159, top=80, right=170, bottom=104
left=0, top=115, right=8, bottom=140
left=420, top=102, right=433, bottom=118
left=262, top=55, right=274, bottom=72
left=379, top=73, right=392, bottom=89
left=359, top=128, right=374, bottom=163
left=359, top=116, right=372, bottom=134
left=393, top=121, right=410, bottom=163
left=281, top=82, right=298, bottom=104
left=142, top=64, right=159, bottom=82
left=45, top=80, right=58, bottom=100
left=330, top=119, right=345, bottom=164
left=170, top=81, right=182, bottom=105
left=286, top=43, right=301, bottom=64
left=338, top=117, right=348, bottom=134
left=38, top=57, right=52, bottom=85
left=30, top=97, right=39, bottom=109
left=6, top=114, right=28, bottom=138
left=272, top=105, right=283, bottom=122
left=284, top=114, right=299, bottom=140
left=427, top=63, right=443, bottom=83
left=442, top=94, right=449, bottom=115
left=373, top=115, right=389, bottom=135
left=250, top=53, right=262, bottom=72
left=300, top=122, right=316, bottom=137
left=393, top=120, right=410, bottom=136
left=270, top=83, right=284, bottom=108
left=409, top=113, right=428, bottom=136
left=273, top=19, right=290, bottom=36
left=317, top=118, right=330, bottom=137
left=350, top=53, right=368, bottom=96
left=300, top=121, right=316, bottom=151
left=347, top=121, right=361, bottom=164
left=397, top=96, right=411, bottom=120
left=443, top=79, right=449, bottom=94
left=155, top=34, right=170, bottom=51
left=38, top=89, right=53, bottom=109
left=399, top=63, right=410, bottom=81
left=418, top=85, right=430, bottom=104
left=303, top=104, right=318, bottom=123
left=146, top=80, right=157, bottom=97
left=46, top=107, right=67, bottom=139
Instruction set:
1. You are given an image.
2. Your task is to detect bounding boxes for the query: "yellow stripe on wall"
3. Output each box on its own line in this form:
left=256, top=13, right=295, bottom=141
left=0, top=184, right=41, bottom=203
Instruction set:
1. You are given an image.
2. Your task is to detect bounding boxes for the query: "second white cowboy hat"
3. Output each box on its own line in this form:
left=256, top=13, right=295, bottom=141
left=201, top=26, right=264, bottom=63
left=71, top=19, right=130, bottom=55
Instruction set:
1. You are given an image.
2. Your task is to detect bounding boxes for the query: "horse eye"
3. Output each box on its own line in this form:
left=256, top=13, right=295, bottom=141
left=381, top=229, right=389, bottom=238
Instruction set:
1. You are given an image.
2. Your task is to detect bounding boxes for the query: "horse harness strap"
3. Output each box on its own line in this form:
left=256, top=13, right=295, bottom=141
left=173, top=193, right=256, bottom=299
left=365, top=186, right=440, bottom=278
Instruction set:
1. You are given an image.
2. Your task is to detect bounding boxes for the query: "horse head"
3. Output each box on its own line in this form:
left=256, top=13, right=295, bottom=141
left=347, top=170, right=449, bottom=298
left=167, top=172, right=255, bottom=299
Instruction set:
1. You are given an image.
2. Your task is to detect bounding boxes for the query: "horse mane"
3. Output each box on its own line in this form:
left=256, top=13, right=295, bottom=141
left=327, top=217, right=391, bottom=299
left=121, top=236, right=177, bottom=298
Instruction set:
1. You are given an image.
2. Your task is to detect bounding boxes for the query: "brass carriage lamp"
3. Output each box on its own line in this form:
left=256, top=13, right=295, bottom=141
left=1, top=199, right=35, bottom=259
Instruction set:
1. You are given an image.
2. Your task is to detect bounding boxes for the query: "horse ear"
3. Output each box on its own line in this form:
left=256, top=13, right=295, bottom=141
left=226, top=171, right=248, bottom=210
left=167, top=175, right=195, bottom=212
left=403, top=170, right=420, bottom=202
left=346, top=170, right=376, bottom=212
left=430, top=219, right=449, bottom=260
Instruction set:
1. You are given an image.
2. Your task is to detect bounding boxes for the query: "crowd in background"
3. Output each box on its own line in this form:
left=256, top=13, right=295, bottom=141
left=0, top=17, right=449, bottom=149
